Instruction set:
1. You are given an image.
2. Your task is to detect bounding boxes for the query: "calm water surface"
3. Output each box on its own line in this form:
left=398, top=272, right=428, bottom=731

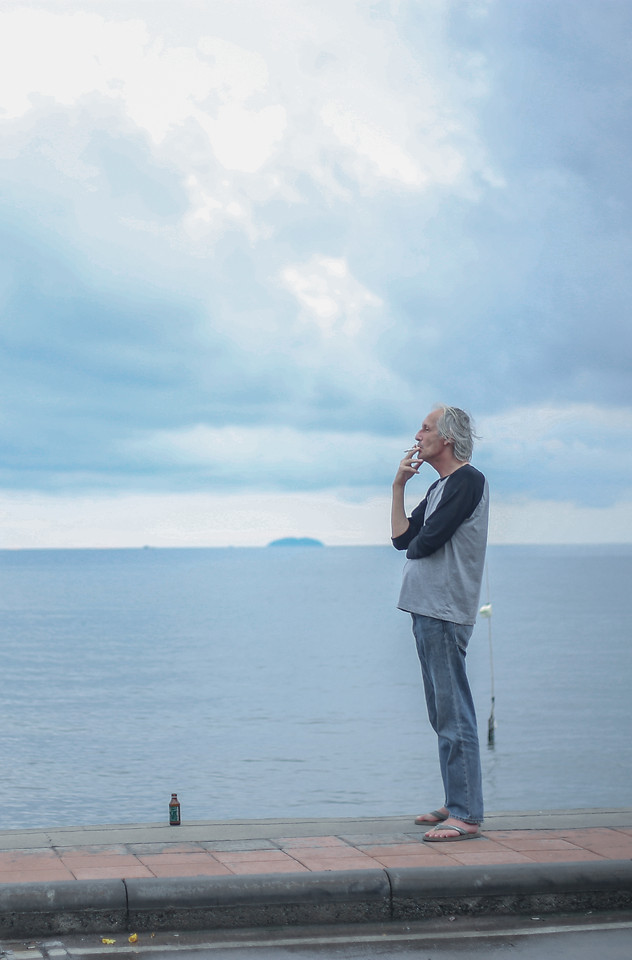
left=0, top=545, right=630, bottom=828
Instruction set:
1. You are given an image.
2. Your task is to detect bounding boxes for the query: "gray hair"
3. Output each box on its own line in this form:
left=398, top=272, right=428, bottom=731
left=435, top=405, right=478, bottom=462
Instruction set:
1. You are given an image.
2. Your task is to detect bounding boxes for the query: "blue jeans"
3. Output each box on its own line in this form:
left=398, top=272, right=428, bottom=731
left=411, top=613, right=484, bottom=824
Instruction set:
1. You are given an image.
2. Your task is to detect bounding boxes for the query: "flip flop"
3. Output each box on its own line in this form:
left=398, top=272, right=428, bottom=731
left=414, top=809, right=448, bottom=826
left=423, top=824, right=481, bottom=842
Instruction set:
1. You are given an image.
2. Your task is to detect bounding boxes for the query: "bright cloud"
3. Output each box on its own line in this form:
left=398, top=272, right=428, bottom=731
left=0, top=10, right=210, bottom=137
left=320, top=103, right=426, bottom=189
left=280, top=256, right=382, bottom=336
left=0, top=0, right=631, bottom=546
left=0, top=2, right=490, bottom=198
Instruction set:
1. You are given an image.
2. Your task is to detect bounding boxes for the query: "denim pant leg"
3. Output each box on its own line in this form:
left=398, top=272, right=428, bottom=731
left=411, top=613, right=484, bottom=824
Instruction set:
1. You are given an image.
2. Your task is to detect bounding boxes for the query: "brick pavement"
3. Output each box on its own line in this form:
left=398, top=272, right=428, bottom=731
left=0, top=821, right=631, bottom=884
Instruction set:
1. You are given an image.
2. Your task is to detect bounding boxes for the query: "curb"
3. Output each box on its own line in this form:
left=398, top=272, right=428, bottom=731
left=1, top=860, right=631, bottom=939
left=0, top=879, right=126, bottom=938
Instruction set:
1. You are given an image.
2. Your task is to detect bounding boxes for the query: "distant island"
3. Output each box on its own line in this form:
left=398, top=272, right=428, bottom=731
left=267, top=537, right=324, bottom=547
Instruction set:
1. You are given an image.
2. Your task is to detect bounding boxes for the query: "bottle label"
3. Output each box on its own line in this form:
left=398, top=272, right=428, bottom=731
left=169, top=806, right=180, bottom=823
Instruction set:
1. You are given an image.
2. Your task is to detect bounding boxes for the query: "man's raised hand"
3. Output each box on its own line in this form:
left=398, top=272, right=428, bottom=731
left=394, top=444, right=424, bottom=487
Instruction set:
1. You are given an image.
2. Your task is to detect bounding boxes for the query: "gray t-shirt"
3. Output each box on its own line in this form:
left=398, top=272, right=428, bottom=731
left=392, top=464, right=489, bottom=625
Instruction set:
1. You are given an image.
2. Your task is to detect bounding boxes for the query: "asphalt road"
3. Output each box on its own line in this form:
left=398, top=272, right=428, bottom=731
left=13, top=913, right=632, bottom=960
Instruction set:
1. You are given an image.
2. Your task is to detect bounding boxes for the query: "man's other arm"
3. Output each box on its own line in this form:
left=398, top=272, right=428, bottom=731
left=404, top=468, right=485, bottom=560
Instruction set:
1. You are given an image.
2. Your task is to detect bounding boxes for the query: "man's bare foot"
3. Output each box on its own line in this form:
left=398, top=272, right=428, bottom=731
left=424, top=818, right=481, bottom=840
left=414, top=806, right=449, bottom=825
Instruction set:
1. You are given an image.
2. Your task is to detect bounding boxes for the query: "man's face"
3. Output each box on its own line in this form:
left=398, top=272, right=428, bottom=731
left=415, top=410, right=447, bottom=463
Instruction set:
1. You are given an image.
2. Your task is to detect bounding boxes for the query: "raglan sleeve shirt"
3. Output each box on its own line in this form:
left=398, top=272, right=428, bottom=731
left=392, top=464, right=489, bottom=625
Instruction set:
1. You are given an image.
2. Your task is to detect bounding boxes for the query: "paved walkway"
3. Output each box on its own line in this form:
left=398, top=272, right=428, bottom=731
left=0, top=810, right=631, bottom=939
left=0, top=808, right=631, bottom=883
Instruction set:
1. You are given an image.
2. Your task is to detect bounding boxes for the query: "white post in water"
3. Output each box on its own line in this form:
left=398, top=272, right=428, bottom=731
left=479, top=565, right=495, bottom=746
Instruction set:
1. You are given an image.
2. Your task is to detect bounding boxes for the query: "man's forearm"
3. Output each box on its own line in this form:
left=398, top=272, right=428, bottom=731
left=391, top=483, right=410, bottom=539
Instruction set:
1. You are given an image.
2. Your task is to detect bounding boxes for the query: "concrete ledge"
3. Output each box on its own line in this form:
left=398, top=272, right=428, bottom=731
left=127, top=870, right=392, bottom=932
left=390, top=860, right=632, bottom=921
left=1, top=860, right=632, bottom=939
left=0, top=879, right=126, bottom=938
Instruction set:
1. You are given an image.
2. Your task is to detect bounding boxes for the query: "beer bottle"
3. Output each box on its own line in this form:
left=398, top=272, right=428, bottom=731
left=169, top=793, right=181, bottom=826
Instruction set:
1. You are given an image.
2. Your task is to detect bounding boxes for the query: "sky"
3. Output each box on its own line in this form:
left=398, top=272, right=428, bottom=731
left=1, top=0, right=631, bottom=548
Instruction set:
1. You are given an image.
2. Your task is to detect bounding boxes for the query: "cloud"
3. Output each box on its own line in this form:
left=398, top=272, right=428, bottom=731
left=280, top=255, right=382, bottom=337
left=124, top=423, right=405, bottom=492
left=476, top=404, right=632, bottom=504
left=320, top=102, right=427, bottom=189
left=0, top=0, right=630, bottom=544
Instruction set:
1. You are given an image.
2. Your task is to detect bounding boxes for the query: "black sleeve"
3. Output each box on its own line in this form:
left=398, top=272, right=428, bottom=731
left=404, top=467, right=485, bottom=559
left=391, top=481, right=439, bottom=551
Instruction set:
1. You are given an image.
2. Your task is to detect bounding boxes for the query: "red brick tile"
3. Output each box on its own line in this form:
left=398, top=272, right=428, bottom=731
left=495, top=837, right=580, bottom=852
left=226, top=860, right=310, bottom=875
left=146, top=862, right=232, bottom=878
left=0, top=865, right=75, bottom=883
left=519, top=849, right=606, bottom=863
left=137, top=852, right=221, bottom=867
left=282, top=845, right=372, bottom=861
left=276, top=836, right=352, bottom=849
left=0, top=852, right=61, bottom=869
left=61, top=854, right=146, bottom=872
left=572, top=835, right=632, bottom=857
left=449, top=850, right=535, bottom=865
left=585, top=846, right=632, bottom=859
left=291, top=857, right=382, bottom=872
left=358, top=843, right=430, bottom=857
left=538, top=829, right=621, bottom=843
left=69, top=864, right=153, bottom=880
left=556, top=829, right=621, bottom=840
left=369, top=853, right=460, bottom=868
left=419, top=839, right=509, bottom=857
left=213, top=849, right=298, bottom=866
left=415, top=842, right=466, bottom=856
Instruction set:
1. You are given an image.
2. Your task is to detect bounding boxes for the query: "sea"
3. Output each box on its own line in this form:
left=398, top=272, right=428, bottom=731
left=0, top=544, right=630, bottom=830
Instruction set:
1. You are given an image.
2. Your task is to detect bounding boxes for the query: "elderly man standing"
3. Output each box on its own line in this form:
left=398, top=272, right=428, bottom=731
left=391, top=405, right=489, bottom=842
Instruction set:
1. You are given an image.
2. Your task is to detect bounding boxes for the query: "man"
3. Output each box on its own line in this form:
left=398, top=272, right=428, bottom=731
left=391, top=405, right=489, bottom=842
